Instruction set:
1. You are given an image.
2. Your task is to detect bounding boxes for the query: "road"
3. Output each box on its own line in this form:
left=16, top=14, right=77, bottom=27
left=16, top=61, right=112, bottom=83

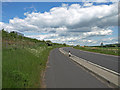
left=63, top=47, right=119, bottom=73
left=45, top=48, right=108, bottom=88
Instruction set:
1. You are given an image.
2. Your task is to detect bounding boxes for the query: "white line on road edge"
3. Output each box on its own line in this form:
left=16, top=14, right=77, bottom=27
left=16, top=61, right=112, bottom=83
left=60, top=48, right=120, bottom=76
left=59, top=48, right=120, bottom=87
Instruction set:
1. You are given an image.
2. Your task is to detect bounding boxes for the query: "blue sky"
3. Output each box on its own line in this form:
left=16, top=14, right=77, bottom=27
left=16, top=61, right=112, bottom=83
left=2, top=2, right=113, bottom=23
left=2, top=2, right=82, bottom=23
left=1, top=2, right=118, bottom=46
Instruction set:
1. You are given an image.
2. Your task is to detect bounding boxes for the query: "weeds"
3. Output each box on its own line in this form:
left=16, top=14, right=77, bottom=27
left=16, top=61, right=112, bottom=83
left=2, top=30, right=64, bottom=88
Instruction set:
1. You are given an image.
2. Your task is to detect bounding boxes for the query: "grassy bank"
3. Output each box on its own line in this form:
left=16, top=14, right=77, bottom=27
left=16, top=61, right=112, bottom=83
left=3, top=46, right=54, bottom=88
left=74, top=46, right=119, bottom=56
left=2, top=30, right=65, bottom=88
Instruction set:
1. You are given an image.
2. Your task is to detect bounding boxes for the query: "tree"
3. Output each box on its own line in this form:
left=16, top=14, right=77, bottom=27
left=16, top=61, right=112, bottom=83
left=46, top=40, right=52, bottom=43
left=101, top=42, right=103, bottom=47
left=63, top=43, right=66, bottom=46
left=76, top=45, right=80, bottom=47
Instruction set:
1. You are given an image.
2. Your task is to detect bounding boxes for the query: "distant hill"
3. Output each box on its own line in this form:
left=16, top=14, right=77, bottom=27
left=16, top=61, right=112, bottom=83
left=2, top=29, right=68, bottom=48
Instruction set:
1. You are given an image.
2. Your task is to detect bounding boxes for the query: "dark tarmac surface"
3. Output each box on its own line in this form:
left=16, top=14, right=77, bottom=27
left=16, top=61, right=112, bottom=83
left=45, top=48, right=108, bottom=88
left=63, top=47, right=119, bottom=73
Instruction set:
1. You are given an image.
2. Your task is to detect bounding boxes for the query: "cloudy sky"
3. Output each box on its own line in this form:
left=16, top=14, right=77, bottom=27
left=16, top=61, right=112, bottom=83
left=0, top=1, right=119, bottom=46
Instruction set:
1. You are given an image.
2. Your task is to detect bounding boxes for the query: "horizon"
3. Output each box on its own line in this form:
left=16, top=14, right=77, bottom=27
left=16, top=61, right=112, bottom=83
left=2, top=29, right=119, bottom=47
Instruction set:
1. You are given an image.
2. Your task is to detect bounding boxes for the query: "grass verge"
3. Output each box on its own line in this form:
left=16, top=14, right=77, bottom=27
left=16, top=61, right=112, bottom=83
left=3, top=46, right=52, bottom=88
left=74, top=46, right=119, bottom=56
left=2, top=30, right=66, bottom=88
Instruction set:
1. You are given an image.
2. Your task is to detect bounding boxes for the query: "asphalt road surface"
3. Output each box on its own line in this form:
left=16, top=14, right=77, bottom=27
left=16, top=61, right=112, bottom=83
left=63, top=47, right=119, bottom=73
left=45, top=48, right=108, bottom=88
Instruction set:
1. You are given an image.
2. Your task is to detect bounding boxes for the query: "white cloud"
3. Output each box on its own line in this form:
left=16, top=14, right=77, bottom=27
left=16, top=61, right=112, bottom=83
left=83, top=26, right=113, bottom=37
left=0, top=3, right=118, bottom=45
left=3, top=2, right=117, bottom=31
left=102, top=37, right=118, bottom=42
left=82, top=39, right=97, bottom=43
left=28, top=33, right=59, bottom=40
left=83, top=2, right=93, bottom=7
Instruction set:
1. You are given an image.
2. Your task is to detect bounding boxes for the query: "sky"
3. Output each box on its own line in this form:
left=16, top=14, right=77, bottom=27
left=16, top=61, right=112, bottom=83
left=0, top=1, right=119, bottom=46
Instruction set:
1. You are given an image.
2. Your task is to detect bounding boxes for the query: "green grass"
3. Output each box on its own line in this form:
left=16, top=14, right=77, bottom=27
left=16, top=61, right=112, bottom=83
left=2, top=30, right=66, bottom=88
left=3, top=47, right=43, bottom=88
left=2, top=42, right=65, bottom=88
left=2, top=41, right=65, bottom=88
left=2, top=45, right=64, bottom=88
left=74, top=46, right=119, bottom=56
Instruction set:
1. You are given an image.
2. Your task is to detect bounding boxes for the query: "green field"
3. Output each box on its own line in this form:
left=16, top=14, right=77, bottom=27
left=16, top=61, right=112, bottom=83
left=2, top=30, right=66, bottom=88
left=74, top=46, right=119, bottom=56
